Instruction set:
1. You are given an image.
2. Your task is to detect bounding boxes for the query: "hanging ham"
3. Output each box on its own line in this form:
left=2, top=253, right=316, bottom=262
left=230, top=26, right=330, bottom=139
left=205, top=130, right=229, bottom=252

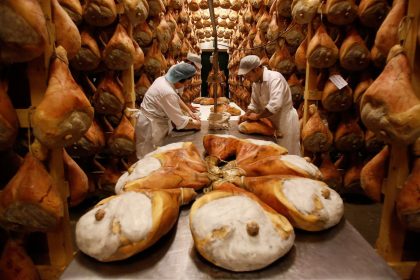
left=339, top=28, right=371, bottom=71
left=396, top=157, right=420, bottom=231
left=92, top=73, right=125, bottom=115
left=133, top=22, right=153, bottom=47
left=291, top=0, right=320, bottom=24
left=0, top=240, right=40, bottom=280
left=144, top=39, right=167, bottom=76
left=301, top=105, right=333, bottom=152
left=0, top=0, right=48, bottom=63
left=83, top=0, right=117, bottom=27
left=358, top=0, right=390, bottom=28
left=321, top=72, right=353, bottom=112
left=70, top=31, right=101, bottom=71
left=31, top=46, right=94, bottom=148
left=319, top=153, right=343, bottom=190
left=107, top=115, right=135, bottom=157
left=307, top=25, right=338, bottom=68
left=0, top=80, right=19, bottom=151
left=103, top=24, right=135, bottom=70
left=67, top=119, right=106, bottom=157
left=135, top=73, right=152, bottom=101
left=122, top=0, right=149, bottom=25
left=360, top=45, right=420, bottom=145
left=52, top=0, right=81, bottom=59
left=360, top=145, right=389, bottom=202
left=0, top=154, right=64, bottom=232
left=325, top=0, right=358, bottom=25
left=63, top=149, right=89, bottom=207
left=58, top=0, right=83, bottom=25
left=374, top=0, right=406, bottom=60
left=334, top=116, right=364, bottom=152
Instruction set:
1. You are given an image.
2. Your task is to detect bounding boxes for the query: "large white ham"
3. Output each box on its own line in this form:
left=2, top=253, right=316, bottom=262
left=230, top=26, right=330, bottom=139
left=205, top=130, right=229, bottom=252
left=76, top=188, right=196, bottom=261
left=190, top=182, right=294, bottom=272
left=235, top=175, right=344, bottom=231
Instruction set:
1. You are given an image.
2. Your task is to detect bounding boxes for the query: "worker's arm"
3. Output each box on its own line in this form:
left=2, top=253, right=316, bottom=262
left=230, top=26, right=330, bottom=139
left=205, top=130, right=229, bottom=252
left=179, top=98, right=199, bottom=120
left=246, top=108, right=273, bottom=121
left=183, top=118, right=201, bottom=130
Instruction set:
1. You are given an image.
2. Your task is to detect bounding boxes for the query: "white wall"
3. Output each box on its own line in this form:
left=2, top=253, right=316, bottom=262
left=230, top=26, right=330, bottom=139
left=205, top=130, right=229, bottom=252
left=200, top=40, right=229, bottom=51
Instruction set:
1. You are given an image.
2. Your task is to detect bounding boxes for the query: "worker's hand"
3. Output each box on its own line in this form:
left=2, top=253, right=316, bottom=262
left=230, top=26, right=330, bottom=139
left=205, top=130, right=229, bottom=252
left=239, top=114, right=248, bottom=124
left=191, top=119, right=201, bottom=130
left=191, top=113, right=200, bottom=121
left=247, top=113, right=260, bottom=121
left=188, top=103, right=199, bottom=113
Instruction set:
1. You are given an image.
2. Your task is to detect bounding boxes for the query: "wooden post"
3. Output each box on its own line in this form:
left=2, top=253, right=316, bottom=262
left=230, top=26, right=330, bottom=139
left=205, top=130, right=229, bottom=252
left=376, top=144, right=408, bottom=261
left=26, top=0, right=74, bottom=278
left=375, top=1, right=419, bottom=278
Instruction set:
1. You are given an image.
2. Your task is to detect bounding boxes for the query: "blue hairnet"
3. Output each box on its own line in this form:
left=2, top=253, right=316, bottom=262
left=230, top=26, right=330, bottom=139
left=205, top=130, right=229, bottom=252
left=165, top=63, right=196, bottom=83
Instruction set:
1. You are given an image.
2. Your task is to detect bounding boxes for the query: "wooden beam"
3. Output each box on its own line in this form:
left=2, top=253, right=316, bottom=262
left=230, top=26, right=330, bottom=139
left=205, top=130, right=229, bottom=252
left=376, top=144, right=408, bottom=261
left=389, top=261, right=417, bottom=280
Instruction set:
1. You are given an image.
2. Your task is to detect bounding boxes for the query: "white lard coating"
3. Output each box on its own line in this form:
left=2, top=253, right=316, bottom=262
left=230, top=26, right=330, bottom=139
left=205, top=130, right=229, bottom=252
left=191, top=196, right=294, bottom=271
left=282, top=178, right=344, bottom=229
left=76, top=192, right=153, bottom=261
left=245, top=138, right=278, bottom=147
left=145, top=142, right=185, bottom=157
left=280, top=155, right=322, bottom=178
left=115, top=156, right=161, bottom=194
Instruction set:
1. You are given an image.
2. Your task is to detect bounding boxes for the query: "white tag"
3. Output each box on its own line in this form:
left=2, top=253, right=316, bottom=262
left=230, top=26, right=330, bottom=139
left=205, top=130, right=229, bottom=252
left=329, top=74, right=348, bottom=90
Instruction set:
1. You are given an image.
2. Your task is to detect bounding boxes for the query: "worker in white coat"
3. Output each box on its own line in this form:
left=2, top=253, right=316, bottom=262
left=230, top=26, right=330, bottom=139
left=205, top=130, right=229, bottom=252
left=135, top=63, right=201, bottom=159
left=238, top=55, right=301, bottom=155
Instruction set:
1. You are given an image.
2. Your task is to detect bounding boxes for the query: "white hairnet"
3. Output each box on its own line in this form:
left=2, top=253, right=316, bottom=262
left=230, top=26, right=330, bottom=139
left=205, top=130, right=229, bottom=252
left=165, top=62, right=196, bottom=83
left=187, top=52, right=202, bottom=69
left=238, top=55, right=261, bottom=75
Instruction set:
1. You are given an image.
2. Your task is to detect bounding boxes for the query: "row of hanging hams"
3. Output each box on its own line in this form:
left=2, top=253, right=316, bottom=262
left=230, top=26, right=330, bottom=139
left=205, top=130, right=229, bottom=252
left=227, top=0, right=395, bottom=107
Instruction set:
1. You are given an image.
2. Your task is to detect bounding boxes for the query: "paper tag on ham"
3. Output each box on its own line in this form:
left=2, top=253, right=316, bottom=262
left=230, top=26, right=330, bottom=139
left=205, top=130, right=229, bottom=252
left=329, top=75, right=348, bottom=90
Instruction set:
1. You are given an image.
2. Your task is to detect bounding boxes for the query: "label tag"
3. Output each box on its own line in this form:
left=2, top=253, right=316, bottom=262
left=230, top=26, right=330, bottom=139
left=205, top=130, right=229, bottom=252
left=329, top=74, right=348, bottom=90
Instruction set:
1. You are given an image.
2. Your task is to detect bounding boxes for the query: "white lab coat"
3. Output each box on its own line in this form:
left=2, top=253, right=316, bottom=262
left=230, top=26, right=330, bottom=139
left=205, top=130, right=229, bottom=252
left=135, top=76, right=191, bottom=158
left=248, top=67, right=301, bottom=155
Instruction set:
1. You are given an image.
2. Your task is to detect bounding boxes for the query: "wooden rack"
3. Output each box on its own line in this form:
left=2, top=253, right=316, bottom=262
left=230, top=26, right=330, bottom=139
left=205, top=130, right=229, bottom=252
left=14, top=1, right=137, bottom=278
left=300, top=1, right=420, bottom=278
left=376, top=0, right=420, bottom=278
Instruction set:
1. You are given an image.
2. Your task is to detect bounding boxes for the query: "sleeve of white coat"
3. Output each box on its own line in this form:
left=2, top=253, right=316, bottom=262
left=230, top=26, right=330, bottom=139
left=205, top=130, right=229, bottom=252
left=160, top=93, right=190, bottom=129
left=265, top=78, right=287, bottom=114
left=247, top=83, right=259, bottom=112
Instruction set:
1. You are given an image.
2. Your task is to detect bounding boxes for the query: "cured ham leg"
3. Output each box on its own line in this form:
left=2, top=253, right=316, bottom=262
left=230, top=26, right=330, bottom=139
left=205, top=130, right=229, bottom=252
left=0, top=80, right=19, bottom=151
left=360, top=45, right=420, bottom=144
left=396, top=158, right=420, bottom=231
left=0, top=0, right=48, bottom=63
left=0, top=240, right=40, bottom=280
left=235, top=175, right=344, bottom=231
left=31, top=46, right=94, bottom=148
left=76, top=188, right=196, bottom=261
left=116, top=142, right=210, bottom=193
left=190, top=182, right=294, bottom=272
left=107, top=115, right=136, bottom=156
left=52, top=0, right=81, bottom=59
left=301, top=105, right=333, bottom=152
left=63, top=149, right=89, bottom=207
left=238, top=118, right=276, bottom=136
left=0, top=154, right=63, bottom=232
left=360, top=146, right=389, bottom=202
